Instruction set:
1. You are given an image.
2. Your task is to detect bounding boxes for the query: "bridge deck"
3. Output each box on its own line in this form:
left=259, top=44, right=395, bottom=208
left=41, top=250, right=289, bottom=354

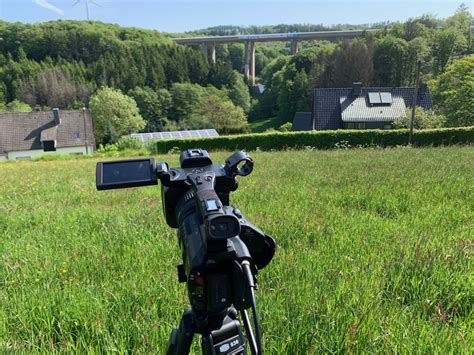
left=172, top=30, right=374, bottom=44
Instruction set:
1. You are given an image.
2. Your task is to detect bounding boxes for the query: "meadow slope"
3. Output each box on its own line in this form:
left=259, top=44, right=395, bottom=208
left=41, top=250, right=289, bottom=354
left=1, top=147, right=473, bottom=353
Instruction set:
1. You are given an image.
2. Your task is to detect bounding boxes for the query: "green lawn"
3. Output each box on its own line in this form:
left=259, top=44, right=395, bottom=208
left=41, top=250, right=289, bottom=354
left=248, top=116, right=287, bottom=133
left=1, top=147, right=473, bottom=353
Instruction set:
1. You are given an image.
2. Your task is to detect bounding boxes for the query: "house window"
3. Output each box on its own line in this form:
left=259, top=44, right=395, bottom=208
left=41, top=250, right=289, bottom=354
left=42, top=140, right=56, bottom=152
left=346, top=122, right=366, bottom=129
left=384, top=124, right=392, bottom=130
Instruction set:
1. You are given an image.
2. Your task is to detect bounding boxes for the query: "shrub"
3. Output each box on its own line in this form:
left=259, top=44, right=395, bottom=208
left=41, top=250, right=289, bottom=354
left=1, top=100, right=32, bottom=113
left=393, top=107, right=446, bottom=129
left=153, top=127, right=474, bottom=153
left=278, top=122, right=293, bottom=132
left=116, top=136, right=145, bottom=151
left=97, top=143, right=118, bottom=153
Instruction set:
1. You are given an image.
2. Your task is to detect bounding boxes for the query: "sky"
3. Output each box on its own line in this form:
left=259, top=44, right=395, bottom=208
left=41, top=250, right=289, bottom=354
left=0, top=0, right=470, bottom=33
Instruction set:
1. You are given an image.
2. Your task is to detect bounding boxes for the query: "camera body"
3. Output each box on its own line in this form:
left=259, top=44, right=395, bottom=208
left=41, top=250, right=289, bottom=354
left=96, top=148, right=275, bottom=322
left=159, top=149, right=275, bottom=319
left=158, top=149, right=239, bottom=229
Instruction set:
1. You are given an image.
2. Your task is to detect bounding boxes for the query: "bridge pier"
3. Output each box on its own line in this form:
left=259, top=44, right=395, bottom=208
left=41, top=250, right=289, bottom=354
left=172, top=30, right=373, bottom=82
left=250, top=42, right=255, bottom=85
left=202, top=43, right=217, bottom=64
left=210, top=44, right=216, bottom=64
left=243, top=41, right=256, bottom=84
left=244, top=41, right=250, bottom=79
left=290, top=39, right=299, bottom=55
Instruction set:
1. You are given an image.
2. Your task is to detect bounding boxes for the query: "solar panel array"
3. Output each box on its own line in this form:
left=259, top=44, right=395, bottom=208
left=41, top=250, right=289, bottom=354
left=368, top=92, right=393, bottom=106
left=368, top=92, right=381, bottom=105
left=131, top=129, right=219, bottom=142
left=380, top=92, right=393, bottom=104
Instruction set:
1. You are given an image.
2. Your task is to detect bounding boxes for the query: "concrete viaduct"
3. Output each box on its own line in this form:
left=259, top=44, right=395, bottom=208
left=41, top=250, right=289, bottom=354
left=172, top=30, right=374, bottom=84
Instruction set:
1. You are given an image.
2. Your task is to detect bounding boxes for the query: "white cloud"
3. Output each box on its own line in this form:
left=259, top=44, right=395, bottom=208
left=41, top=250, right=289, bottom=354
left=33, top=0, right=64, bottom=16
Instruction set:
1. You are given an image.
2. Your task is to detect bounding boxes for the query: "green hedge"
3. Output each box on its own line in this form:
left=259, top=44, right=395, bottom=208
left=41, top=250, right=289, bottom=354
left=153, top=127, right=474, bottom=153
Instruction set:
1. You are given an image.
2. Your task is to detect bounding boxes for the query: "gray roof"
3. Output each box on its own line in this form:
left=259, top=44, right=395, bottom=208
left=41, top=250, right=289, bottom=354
left=0, top=109, right=95, bottom=154
left=292, top=112, right=313, bottom=131
left=340, top=95, right=407, bottom=122
left=314, top=85, right=433, bottom=130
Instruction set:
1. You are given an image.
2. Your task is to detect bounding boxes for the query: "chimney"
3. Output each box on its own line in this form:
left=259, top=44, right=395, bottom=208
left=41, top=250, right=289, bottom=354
left=352, top=82, right=362, bottom=96
left=53, top=108, right=61, bottom=125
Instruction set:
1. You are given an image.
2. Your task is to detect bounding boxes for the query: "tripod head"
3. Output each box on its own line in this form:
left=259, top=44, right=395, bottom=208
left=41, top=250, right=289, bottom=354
left=96, top=149, right=276, bottom=354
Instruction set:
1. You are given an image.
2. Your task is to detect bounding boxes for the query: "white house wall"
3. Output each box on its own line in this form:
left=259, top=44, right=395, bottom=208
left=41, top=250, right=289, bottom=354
left=4, top=145, right=94, bottom=161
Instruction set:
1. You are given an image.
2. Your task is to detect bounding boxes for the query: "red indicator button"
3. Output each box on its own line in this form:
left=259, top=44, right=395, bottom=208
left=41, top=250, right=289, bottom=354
left=195, top=275, right=205, bottom=285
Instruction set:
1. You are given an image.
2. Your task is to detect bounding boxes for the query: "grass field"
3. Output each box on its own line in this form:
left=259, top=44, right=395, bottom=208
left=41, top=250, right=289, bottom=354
left=1, top=147, right=473, bottom=353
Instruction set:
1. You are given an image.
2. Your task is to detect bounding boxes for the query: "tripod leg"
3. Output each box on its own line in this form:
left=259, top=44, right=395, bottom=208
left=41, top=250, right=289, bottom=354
left=166, top=309, right=195, bottom=355
left=201, top=313, right=246, bottom=355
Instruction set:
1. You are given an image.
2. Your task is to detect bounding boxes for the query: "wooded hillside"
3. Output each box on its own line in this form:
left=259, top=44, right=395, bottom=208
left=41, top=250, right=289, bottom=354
left=0, top=5, right=472, bottom=143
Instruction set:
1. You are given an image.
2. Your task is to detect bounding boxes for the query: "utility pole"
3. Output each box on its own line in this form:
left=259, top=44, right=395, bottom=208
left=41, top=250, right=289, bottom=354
left=85, top=0, right=90, bottom=21
left=409, top=60, right=421, bottom=145
left=82, top=107, right=89, bottom=155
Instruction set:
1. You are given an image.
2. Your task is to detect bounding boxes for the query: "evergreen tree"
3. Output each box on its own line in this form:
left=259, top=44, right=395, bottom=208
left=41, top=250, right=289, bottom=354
left=374, top=36, right=409, bottom=86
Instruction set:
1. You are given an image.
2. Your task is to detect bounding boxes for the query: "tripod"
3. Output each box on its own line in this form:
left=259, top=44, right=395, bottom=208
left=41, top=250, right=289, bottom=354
left=166, top=261, right=262, bottom=355
left=95, top=149, right=275, bottom=354
left=167, top=308, right=245, bottom=354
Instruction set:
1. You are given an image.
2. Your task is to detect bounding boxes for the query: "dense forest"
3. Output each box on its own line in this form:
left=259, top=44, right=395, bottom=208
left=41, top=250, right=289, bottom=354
left=0, top=5, right=472, bottom=143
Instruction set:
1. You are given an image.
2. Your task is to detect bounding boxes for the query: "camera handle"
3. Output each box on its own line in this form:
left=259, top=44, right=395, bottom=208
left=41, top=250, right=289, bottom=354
left=186, top=171, right=225, bottom=218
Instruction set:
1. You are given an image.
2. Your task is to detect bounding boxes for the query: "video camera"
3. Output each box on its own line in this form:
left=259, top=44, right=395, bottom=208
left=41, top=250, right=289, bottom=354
left=96, top=149, right=276, bottom=354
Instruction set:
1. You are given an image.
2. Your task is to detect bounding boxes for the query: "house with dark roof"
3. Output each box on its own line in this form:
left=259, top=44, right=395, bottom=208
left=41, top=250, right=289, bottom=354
left=291, top=112, right=313, bottom=131
left=292, top=82, right=433, bottom=131
left=0, top=108, right=95, bottom=161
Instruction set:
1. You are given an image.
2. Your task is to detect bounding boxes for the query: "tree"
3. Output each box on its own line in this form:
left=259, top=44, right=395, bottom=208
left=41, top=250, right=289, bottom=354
left=128, top=86, right=172, bottom=132
left=432, top=28, right=468, bottom=74
left=169, top=82, right=230, bottom=125
left=330, top=40, right=374, bottom=86
left=169, top=83, right=205, bottom=122
left=0, top=82, right=7, bottom=105
left=208, top=61, right=235, bottom=89
left=227, top=71, right=251, bottom=113
left=446, top=4, right=472, bottom=38
left=273, top=66, right=310, bottom=120
left=432, top=54, right=474, bottom=127
left=89, top=87, right=145, bottom=144
left=19, top=67, right=89, bottom=109
left=374, top=36, right=409, bottom=86
left=308, top=43, right=337, bottom=87
left=406, top=37, right=431, bottom=83
left=196, top=95, right=248, bottom=133
left=0, top=100, right=32, bottom=112
left=228, top=44, right=245, bottom=71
